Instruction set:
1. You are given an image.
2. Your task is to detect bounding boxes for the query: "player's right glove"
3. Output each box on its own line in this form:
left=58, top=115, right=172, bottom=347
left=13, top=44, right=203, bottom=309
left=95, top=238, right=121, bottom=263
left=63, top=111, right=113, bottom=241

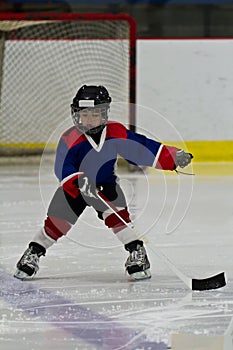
left=62, top=172, right=97, bottom=199
left=175, top=150, right=193, bottom=169
left=77, top=176, right=98, bottom=198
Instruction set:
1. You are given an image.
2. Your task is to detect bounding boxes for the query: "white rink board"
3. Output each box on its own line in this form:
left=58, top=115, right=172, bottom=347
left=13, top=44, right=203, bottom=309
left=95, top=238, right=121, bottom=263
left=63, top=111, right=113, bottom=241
left=137, top=39, right=233, bottom=141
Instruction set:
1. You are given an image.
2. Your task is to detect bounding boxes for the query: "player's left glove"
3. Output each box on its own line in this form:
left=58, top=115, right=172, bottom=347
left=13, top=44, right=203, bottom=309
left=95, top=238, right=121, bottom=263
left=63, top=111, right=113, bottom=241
left=175, top=150, right=193, bottom=169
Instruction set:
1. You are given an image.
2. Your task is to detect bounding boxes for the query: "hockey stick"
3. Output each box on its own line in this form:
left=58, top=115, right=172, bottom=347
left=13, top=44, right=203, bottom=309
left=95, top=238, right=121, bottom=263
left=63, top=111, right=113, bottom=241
left=96, top=190, right=226, bottom=291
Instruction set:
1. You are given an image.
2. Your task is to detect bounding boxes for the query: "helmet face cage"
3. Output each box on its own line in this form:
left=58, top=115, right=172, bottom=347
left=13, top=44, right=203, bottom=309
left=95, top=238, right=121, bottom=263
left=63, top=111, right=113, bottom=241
left=71, top=105, right=109, bottom=134
left=71, top=85, right=112, bottom=135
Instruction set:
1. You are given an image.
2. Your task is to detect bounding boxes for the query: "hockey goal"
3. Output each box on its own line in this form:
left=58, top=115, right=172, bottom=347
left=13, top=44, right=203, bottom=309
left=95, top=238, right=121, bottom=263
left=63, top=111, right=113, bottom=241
left=0, top=13, right=136, bottom=156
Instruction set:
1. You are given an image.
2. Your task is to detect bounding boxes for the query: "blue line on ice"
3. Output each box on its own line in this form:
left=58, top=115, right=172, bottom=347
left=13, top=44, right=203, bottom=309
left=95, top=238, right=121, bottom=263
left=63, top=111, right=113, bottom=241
left=0, top=270, right=167, bottom=350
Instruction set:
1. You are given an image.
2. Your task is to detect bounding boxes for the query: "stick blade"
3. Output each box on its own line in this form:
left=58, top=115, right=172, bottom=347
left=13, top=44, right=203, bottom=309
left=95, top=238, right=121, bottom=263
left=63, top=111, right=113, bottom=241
left=192, top=272, right=226, bottom=291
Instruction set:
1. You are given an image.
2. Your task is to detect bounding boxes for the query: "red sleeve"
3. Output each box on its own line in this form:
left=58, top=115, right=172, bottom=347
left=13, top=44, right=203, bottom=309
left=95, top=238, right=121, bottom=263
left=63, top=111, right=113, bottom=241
left=61, top=172, right=84, bottom=198
left=155, top=145, right=179, bottom=171
left=106, top=121, right=127, bottom=139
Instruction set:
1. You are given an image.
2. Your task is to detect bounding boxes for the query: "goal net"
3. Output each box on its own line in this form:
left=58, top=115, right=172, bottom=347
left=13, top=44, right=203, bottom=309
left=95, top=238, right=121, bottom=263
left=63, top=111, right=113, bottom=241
left=0, top=13, right=136, bottom=156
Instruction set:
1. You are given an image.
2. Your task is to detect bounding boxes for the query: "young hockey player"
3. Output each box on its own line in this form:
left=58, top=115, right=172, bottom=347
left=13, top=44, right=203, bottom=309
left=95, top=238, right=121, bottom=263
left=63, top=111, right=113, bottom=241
left=14, top=85, right=193, bottom=281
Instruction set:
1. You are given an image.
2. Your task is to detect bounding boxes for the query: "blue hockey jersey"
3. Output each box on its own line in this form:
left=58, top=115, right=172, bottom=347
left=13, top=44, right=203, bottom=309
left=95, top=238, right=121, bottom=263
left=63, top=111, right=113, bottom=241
left=55, top=121, right=178, bottom=197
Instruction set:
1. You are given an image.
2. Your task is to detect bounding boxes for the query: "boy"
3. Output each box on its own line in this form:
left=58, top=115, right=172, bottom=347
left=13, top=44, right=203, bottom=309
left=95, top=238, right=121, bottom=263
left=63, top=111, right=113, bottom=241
left=14, top=85, right=193, bottom=281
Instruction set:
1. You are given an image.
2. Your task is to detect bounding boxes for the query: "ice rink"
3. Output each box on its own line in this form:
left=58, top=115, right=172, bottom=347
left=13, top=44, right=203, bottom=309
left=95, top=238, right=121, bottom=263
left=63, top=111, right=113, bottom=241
left=1, top=161, right=233, bottom=350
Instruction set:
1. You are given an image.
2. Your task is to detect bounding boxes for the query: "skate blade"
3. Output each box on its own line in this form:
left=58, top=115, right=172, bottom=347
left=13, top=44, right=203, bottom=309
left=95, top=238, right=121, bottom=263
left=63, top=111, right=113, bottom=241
left=14, top=269, right=35, bottom=281
left=129, top=269, right=151, bottom=281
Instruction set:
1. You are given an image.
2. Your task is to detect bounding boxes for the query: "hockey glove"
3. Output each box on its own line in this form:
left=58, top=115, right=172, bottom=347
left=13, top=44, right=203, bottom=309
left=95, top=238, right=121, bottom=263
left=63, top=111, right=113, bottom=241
left=77, top=176, right=98, bottom=198
left=175, top=150, right=193, bottom=169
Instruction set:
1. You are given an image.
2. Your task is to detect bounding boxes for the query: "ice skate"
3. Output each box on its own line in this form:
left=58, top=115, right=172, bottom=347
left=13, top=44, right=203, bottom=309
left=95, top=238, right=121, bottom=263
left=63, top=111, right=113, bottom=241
left=14, top=242, right=46, bottom=280
left=125, top=240, right=151, bottom=280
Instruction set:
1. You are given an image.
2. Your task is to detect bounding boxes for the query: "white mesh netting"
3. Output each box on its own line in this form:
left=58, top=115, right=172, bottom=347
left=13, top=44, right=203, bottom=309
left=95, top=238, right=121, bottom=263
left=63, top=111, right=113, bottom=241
left=0, top=14, right=135, bottom=155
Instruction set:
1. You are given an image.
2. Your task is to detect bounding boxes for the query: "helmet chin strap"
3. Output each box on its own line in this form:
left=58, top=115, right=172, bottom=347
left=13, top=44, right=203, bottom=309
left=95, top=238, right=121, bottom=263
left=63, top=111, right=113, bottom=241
left=85, top=123, right=106, bottom=135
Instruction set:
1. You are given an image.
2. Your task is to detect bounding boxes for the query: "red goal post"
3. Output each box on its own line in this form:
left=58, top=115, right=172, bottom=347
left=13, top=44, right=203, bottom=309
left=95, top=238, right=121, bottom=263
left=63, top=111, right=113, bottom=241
left=0, top=12, right=136, bottom=156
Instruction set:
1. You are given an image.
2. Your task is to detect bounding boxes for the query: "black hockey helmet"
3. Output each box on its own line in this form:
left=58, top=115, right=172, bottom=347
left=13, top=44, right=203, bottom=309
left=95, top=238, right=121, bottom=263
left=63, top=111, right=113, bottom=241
left=71, top=85, right=112, bottom=134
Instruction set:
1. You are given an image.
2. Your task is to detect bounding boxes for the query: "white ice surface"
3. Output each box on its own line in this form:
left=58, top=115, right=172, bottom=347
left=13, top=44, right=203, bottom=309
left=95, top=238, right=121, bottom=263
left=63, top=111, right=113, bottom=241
left=1, top=163, right=233, bottom=350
